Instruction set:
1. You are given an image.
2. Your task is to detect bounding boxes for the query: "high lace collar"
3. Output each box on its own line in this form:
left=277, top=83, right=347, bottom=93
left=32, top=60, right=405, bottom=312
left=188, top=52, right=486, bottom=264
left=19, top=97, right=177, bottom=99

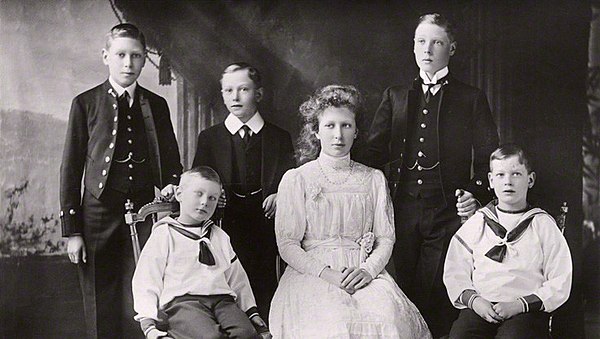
left=318, top=152, right=352, bottom=170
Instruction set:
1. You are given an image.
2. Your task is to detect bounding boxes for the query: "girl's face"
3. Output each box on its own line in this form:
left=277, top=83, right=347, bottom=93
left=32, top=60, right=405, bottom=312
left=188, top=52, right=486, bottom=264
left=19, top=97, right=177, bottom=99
left=315, top=106, right=357, bottom=158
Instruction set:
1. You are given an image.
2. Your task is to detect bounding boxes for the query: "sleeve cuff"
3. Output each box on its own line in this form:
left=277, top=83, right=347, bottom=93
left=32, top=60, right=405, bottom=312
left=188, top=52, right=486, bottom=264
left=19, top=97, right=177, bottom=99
left=459, top=289, right=479, bottom=309
left=519, top=294, right=543, bottom=313
left=139, top=318, right=158, bottom=336
left=245, top=306, right=259, bottom=319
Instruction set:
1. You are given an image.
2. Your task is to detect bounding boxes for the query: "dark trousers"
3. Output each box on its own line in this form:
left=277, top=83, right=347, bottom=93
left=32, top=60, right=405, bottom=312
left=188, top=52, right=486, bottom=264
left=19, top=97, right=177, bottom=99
left=79, top=188, right=153, bottom=339
left=223, top=193, right=277, bottom=320
left=449, top=308, right=550, bottom=339
left=392, top=192, right=460, bottom=338
left=164, top=295, right=258, bottom=339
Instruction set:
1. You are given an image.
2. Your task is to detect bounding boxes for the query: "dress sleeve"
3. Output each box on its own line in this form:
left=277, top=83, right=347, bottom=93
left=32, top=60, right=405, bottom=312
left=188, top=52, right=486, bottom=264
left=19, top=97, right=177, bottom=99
left=132, top=225, right=168, bottom=322
left=360, top=170, right=395, bottom=278
left=443, top=215, right=481, bottom=309
left=275, top=169, right=329, bottom=277
left=530, top=214, right=573, bottom=312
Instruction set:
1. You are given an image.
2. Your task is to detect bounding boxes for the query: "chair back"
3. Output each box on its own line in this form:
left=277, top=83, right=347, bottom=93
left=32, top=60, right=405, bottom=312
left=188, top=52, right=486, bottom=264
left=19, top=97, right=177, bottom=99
left=124, top=199, right=179, bottom=265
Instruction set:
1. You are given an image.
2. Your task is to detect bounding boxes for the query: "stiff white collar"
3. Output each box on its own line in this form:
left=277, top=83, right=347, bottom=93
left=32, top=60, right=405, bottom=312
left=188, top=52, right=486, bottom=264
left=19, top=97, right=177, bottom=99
left=224, top=112, right=265, bottom=136
left=108, top=77, right=136, bottom=107
left=420, top=66, right=449, bottom=84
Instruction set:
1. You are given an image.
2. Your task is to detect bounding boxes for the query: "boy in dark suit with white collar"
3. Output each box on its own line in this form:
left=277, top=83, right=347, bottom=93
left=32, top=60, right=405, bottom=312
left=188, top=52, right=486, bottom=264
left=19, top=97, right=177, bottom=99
left=364, top=13, right=499, bottom=337
left=192, top=62, right=294, bottom=318
left=60, top=23, right=182, bottom=338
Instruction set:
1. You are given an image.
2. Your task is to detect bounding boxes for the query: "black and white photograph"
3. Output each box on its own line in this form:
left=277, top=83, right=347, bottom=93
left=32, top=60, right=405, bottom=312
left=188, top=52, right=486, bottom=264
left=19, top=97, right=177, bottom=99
left=0, top=1, right=598, bottom=338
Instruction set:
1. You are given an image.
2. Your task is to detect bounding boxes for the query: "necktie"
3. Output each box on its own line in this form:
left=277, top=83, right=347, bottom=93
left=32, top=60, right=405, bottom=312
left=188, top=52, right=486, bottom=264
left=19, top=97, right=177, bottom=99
left=168, top=221, right=216, bottom=266
left=240, top=125, right=251, bottom=145
left=483, top=209, right=536, bottom=263
left=119, top=91, right=130, bottom=110
left=424, top=83, right=435, bottom=103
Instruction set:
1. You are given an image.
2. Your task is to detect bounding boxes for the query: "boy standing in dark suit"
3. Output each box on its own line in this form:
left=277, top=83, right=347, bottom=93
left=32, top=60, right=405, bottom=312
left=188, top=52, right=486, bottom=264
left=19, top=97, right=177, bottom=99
left=364, top=14, right=499, bottom=338
left=60, top=23, right=182, bottom=338
left=192, top=62, right=294, bottom=317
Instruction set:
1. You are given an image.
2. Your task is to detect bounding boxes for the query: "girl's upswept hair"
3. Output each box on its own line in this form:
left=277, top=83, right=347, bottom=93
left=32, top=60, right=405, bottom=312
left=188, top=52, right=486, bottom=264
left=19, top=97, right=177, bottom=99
left=295, top=85, right=363, bottom=165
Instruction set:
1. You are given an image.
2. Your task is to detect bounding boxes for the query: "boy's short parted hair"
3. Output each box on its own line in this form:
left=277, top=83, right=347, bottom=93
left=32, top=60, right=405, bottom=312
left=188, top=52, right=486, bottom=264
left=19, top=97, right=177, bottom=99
left=179, top=166, right=222, bottom=187
left=490, top=144, right=534, bottom=173
left=418, top=13, right=456, bottom=43
left=105, top=23, right=146, bottom=50
left=221, top=62, right=263, bottom=88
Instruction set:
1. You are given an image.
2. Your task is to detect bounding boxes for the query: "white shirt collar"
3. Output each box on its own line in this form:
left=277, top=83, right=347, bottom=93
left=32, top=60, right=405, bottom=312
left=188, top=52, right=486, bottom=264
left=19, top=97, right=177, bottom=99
left=419, top=67, right=449, bottom=96
left=419, top=66, right=449, bottom=85
left=224, top=112, right=265, bottom=135
left=108, top=77, right=136, bottom=106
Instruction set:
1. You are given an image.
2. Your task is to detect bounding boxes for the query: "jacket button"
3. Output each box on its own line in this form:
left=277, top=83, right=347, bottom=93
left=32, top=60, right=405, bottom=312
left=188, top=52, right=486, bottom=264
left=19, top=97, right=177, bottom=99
left=60, top=211, right=64, bottom=216
left=476, top=180, right=483, bottom=186
left=113, top=103, right=117, bottom=109
left=102, top=169, right=107, bottom=176
left=422, top=108, right=429, bottom=115
left=99, top=182, right=103, bottom=189
left=109, top=143, right=114, bottom=149
left=114, top=116, right=118, bottom=122
left=105, top=156, right=110, bottom=163
left=397, top=168, right=401, bottom=173
left=112, top=129, right=117, bottom=136
left=69, top=209, right=76, bottom=215
left=420, top=123, right=427, bottom=129
left=417, top=179, right=423, bottom=185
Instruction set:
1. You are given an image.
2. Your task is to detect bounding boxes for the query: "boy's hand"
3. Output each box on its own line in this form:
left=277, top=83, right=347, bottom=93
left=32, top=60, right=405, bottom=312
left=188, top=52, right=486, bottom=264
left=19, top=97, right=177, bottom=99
left=250, top=315, right=271, bottom=338
left=456, top=190, right=478, bottom=219
left=159, top=184, right=177, bottom=202
left=262, top=193, right=277, bottom=219
left=146, top=328, right=171, bottom=339
left=472, top=297, right=502, bottom=323
left=340, top=267, right=373, bottom=291
left=492, top=301, right=522, bottom=320
left=218, top=188, right=227, bottom=208
left=67, top=235, right=87, bottom=264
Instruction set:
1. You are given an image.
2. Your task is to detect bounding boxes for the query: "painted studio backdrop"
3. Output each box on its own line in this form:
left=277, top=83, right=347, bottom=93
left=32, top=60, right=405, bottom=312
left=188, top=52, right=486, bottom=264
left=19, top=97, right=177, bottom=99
left=1, top=0, right=599, bottom=338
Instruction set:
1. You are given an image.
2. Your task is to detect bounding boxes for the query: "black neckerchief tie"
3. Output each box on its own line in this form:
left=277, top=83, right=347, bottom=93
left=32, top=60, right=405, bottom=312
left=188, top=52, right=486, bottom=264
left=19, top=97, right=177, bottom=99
left=480, top=200, right=540, bottom=263
left=422, top=76, right=449, bottom=103
left=168, top=220, right=216, bottom=266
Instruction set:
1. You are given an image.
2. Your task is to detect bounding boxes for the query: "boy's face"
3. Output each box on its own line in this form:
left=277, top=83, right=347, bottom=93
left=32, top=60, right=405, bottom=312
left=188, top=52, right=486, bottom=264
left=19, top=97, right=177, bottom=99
left=221, top=70, right=263, bottom=123
left=488, top=156, right=535, bottom=211
left=102, top=37, right=146, bottom=88
left=413, top=22, right=456, bottom=78
left=175, top=176, right=221, bottom=224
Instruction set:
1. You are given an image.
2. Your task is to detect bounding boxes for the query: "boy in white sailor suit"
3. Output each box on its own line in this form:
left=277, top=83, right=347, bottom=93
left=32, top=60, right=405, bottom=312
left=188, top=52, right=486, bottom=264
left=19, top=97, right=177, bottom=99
left=443, top=144, right=572, bottom=338
left=60, top=23, right=182, bottom=338
left=133, top=166, right=268, bottom=339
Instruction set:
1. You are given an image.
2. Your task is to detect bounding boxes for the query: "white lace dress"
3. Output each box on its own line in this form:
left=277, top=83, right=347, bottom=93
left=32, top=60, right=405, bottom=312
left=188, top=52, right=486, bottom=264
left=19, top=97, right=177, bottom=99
left=269, top=153, right=431, bottom=338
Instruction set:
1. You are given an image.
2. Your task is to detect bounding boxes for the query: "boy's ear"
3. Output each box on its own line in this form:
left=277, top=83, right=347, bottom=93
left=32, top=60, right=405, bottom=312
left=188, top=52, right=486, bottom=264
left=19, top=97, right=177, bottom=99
left=487, top=172, right=494, bottom=188
left=101, top=48, right=109, bottom=66
left=528, top=171, right=536, bottom=188
left=174, top=186, right=183, bottom=202
left=449, top=41, right=457, bottom=57
left=255, top=87, right=263, bottom=103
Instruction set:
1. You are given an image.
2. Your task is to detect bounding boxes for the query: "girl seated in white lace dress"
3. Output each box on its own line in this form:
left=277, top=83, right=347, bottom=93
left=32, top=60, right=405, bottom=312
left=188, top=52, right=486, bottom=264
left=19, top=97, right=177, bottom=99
left=269, top=85, right=431, bottom=338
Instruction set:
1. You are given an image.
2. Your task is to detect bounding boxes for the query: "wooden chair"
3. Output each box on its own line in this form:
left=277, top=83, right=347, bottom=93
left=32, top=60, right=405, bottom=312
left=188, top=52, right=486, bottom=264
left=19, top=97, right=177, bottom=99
left=124, top=199, right=179, bottom=265
left=548, top=201, right=569, bottom=338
